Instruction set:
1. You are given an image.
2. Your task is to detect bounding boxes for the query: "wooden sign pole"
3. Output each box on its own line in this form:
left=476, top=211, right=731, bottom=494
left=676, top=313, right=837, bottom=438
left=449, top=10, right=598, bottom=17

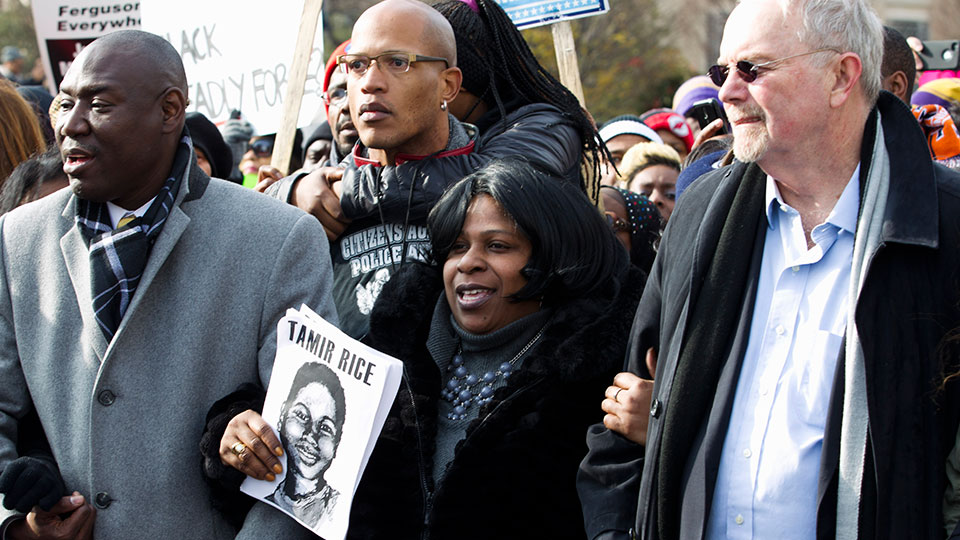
left=550, top=21, right=585, bottom=107
left=271, top=0, right=324, bottom=175
left=550, top=20, right=600, bottom=206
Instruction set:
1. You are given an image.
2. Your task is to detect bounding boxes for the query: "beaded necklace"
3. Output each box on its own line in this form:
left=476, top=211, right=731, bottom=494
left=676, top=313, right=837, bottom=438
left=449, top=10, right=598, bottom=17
left=440, top=324, right=547, bottom=420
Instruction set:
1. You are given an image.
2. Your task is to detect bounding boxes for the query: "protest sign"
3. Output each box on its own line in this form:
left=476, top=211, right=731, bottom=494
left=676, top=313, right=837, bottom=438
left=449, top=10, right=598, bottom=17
left=242, top=305, right=402, bottom=539
left=30, top=1, right=142, bottom=92
left=140, top=0, right=326, bottom=134
left=494, top=0, right=609, bottom=30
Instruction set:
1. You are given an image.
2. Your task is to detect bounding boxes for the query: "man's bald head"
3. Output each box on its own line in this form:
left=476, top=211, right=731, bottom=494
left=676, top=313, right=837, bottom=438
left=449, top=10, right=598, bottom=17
left=78, top=30, right=187, bottom=95
left=346, top=0, right=463, bottom=164
left=354, top=0, right=457, bottom=66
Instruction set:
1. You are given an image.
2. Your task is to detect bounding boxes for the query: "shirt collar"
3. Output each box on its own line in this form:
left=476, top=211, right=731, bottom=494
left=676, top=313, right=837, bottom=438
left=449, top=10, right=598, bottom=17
left=107, top=197, right=155, bottom=229
left=764, top=164, right=860, bottom=235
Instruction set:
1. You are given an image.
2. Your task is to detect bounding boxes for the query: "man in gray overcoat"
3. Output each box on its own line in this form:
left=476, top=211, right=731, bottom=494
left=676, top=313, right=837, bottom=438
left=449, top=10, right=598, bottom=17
left=0, top=30, right=337, bottom=539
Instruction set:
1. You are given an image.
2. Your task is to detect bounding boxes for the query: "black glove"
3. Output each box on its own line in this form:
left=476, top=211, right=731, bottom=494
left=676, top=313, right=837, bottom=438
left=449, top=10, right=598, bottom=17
left=199, top=382, right=266, bottom=529
left=0, top=455, right=66, bottom=512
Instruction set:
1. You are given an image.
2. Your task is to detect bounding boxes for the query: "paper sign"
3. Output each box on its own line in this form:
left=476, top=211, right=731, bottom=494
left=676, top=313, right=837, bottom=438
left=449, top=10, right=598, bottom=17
left=30, top=1, right=142, bottom=92
left=242, top=305, right=402, bottom=539
left=141, top=0, right=325, bottom=133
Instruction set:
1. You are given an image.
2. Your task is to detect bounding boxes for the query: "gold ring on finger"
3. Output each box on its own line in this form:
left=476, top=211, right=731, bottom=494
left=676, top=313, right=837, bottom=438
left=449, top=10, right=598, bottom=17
left=230, top=441, right=248, bottom=458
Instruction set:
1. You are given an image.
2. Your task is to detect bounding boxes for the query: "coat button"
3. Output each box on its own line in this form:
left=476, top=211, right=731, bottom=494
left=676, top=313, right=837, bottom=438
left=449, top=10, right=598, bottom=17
left=97, top=390, right=116, bottom=406
left=94, top=492, right=112, bottom=509
left=650, top=399, right=662, bottom=418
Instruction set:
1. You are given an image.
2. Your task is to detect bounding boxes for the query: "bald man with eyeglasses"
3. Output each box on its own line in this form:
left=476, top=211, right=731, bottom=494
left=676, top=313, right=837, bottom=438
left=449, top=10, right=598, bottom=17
left=578, top=0, right=960, bottom=539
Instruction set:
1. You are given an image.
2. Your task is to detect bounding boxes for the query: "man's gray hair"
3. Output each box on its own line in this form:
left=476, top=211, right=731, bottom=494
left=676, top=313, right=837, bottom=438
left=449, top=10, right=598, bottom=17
left=777, top=0, right=883, bottom=104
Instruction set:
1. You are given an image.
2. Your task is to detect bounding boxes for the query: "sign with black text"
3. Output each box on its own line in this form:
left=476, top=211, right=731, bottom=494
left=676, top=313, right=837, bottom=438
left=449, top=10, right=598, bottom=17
left=242, top=306, right=402, bottom=539
left=141, top=0, right=325, bottom=133
left=30, top=1, right=142, bottom=91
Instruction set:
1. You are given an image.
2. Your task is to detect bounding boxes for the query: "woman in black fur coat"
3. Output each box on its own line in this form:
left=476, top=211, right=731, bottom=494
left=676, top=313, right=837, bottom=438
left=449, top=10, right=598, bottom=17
left=208, top=157, right=645, bottom=538
left=349, top=158, right=643, bottom=539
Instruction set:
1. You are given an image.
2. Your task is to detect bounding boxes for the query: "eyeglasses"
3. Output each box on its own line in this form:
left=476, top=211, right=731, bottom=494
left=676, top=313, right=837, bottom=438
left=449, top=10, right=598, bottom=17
left=707, top=47, right=841, bottom=86
left=337, top=52, right=449, bottom=77
left=605, top=212, right=630, bottom=233
left=246, top=138, right=274, bottom=158
left=323, top=87, right=347, bottom=105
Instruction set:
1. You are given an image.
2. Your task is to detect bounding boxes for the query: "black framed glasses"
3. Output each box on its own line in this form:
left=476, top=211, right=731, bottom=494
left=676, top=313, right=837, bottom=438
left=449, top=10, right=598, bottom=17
left=605, top=212, right=631, bottom=234
left=337, top=52, right=449, bottom=77
left=323, top=87, right=347, bottom=105
left=707, top=47, right=841, bottom=86
left=246, top=138, right=274, bottom=158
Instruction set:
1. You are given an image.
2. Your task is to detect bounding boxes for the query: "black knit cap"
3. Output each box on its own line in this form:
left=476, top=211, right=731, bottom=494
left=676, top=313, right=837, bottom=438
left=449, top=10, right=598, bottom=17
left=186, top=112, right=233, bottom=179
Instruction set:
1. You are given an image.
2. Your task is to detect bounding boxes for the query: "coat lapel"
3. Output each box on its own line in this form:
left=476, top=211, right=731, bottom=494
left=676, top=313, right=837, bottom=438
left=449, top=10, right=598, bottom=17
left=59, top=200, right=109, bottom=362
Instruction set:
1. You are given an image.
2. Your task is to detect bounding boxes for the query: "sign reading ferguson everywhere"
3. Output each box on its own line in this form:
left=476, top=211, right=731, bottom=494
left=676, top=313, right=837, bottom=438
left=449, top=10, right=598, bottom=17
left=141, top=0, right=325, bottom=133
left=30, top=1, right=142, bottom=91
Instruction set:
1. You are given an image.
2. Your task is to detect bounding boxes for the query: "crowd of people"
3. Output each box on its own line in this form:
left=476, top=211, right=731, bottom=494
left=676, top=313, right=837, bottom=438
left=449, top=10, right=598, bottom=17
left=1, top=0, right=960, bottom=538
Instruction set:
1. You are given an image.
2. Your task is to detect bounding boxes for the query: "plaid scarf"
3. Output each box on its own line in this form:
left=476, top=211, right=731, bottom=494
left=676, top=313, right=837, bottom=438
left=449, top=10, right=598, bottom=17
left=75, top=133, right=192, bottom=341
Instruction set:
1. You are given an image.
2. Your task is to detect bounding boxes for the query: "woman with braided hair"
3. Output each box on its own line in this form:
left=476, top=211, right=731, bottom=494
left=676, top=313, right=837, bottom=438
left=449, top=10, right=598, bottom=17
left=434, top=0, right=607, bottom=198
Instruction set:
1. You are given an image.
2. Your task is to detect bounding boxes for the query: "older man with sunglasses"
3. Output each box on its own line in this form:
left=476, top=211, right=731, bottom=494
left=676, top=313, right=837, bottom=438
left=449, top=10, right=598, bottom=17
left=578, top=0, right=960, bottom=539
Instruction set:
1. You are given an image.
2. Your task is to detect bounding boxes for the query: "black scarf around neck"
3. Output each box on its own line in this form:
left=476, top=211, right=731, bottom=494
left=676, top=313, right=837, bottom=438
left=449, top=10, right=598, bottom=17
left=656, top=162, right=767, bottom=539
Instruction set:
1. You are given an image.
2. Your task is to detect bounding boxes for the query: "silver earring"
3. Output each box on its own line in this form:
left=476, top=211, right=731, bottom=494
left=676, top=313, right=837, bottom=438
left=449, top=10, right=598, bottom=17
left=441, top=100, right=447, bottom=111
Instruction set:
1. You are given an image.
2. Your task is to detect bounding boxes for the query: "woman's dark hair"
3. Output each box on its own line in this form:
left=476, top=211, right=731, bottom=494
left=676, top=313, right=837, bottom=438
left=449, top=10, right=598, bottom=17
left=0, top=146, right=65, bottom=215
left=432, top=0, right=608, bottom=199
left=428, top=156, right=628, bottom=305
left=282, top=362, right=347, bottom=446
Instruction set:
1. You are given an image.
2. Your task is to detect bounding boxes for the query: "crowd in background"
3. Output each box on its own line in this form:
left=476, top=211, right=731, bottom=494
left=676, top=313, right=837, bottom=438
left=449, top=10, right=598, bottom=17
left=1, top=0, right=960, bottom=538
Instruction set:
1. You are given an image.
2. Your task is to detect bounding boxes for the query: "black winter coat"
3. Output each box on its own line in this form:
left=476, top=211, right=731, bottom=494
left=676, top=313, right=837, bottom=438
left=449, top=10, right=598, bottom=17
left=346, top=262, right=646, bottom=539
left=578, top=91, right=960, bottom=540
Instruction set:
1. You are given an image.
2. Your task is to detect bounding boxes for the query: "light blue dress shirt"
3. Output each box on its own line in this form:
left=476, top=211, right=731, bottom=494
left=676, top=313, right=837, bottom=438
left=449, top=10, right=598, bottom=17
left=705, top=167, right=860, bottom=540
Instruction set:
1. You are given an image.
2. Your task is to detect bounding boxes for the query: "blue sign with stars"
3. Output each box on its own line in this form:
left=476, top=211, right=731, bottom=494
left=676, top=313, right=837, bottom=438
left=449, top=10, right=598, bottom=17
left=494, top=0, right=610, bottom=30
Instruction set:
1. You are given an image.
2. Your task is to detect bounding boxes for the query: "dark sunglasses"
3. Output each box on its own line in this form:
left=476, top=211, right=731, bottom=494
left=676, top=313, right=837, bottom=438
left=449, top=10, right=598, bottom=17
left=707, top=47, right=841, bottom=86
left=247, top=138, right=274, bottom=158
left=605, top=212, right=630, bottom=234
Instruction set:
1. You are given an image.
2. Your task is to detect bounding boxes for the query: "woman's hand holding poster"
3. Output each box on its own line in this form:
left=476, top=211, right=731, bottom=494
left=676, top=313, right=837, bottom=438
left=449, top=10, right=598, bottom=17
left=241, top=305, right=402, bottom=539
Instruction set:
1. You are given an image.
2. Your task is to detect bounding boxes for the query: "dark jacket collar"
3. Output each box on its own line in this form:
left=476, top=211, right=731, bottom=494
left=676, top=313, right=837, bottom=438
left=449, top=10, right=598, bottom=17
left=351, top=118, right=477, bottom=167
left=869, top=90, right=939, bottom=248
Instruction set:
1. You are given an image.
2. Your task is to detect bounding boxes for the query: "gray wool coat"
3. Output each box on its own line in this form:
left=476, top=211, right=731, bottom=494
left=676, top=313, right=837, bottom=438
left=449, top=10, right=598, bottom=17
left=0, top=167, right=338, bottom=539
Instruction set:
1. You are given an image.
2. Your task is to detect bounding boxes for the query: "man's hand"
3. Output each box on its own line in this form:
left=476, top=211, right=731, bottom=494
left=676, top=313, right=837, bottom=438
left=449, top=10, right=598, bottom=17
left=220, top=410, right=284, bottom=482
left=290, top=167, right=350, bottom=241
left=907, top=36, right=925, bottom=71
left=601, top=348, right=657, bottom=445
left=6, top=493, right=95, bottom=540
left=253, top=166, right=285, bottom=193
left=689, top=118, right=729, bottom=153
left=0, top=456, right=65, bottom=513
